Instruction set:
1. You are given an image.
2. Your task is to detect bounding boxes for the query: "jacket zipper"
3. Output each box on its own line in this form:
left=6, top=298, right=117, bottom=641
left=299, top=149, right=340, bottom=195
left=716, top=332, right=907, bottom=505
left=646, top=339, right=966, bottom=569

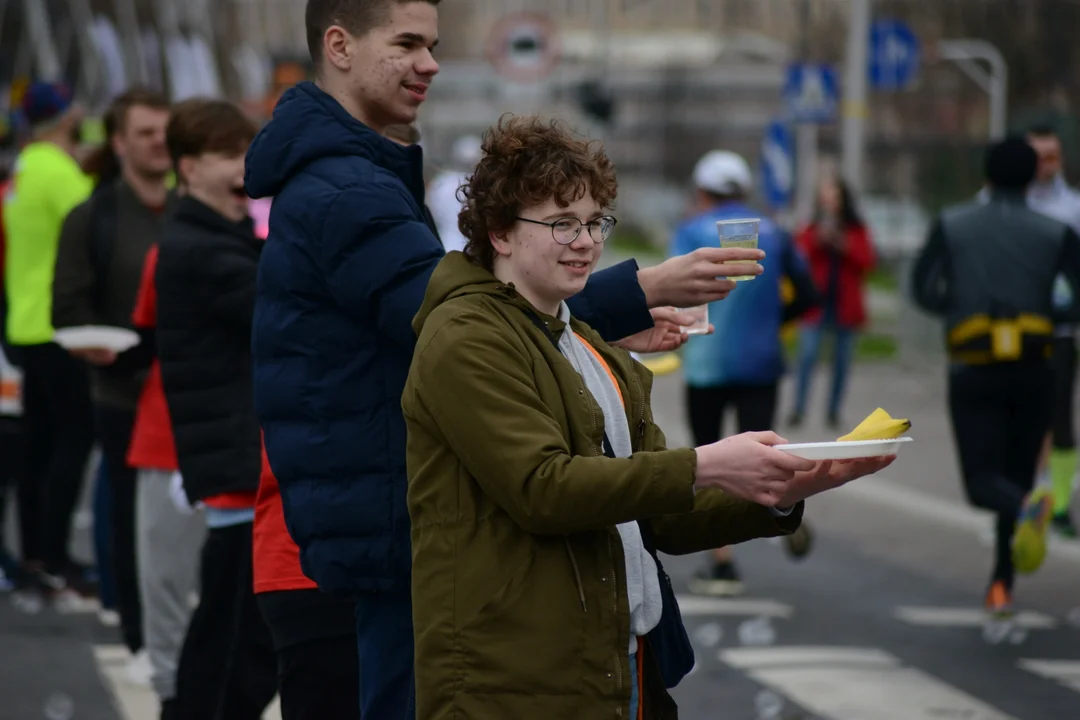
left=607, top=533, right=624, bottom=694
left=564, top=539, right=588, bottom=612
left=630, top=370, right=647, bottom=452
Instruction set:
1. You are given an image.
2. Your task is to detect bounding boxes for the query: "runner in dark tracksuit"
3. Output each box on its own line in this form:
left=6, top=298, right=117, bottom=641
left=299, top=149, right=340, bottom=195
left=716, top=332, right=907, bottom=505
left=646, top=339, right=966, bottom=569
left=912, top=138, right=1080, bottom=614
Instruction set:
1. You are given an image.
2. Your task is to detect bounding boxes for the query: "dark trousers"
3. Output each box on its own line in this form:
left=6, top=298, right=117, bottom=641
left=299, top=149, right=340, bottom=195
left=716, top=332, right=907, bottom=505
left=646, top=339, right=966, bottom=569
left=91, top=459, right=116, bottom=610
left=948, top=361, right=1055, bottom=589
left=686, top=383, right=779, bottom=445
left=96, top=405, right=141, bottom=652
left=12, top=343, right=94, bottom=569
left=173, top=522, right=277, bottom=720
left=0, top=417, right=23, bottom=576
left=258, top=588, right=360, bottom=720
left=355, top=591, right=414, bottom=720
left=1051, top=336, right=1077, bottom=450
left=278, top=634, right=361, bottom=720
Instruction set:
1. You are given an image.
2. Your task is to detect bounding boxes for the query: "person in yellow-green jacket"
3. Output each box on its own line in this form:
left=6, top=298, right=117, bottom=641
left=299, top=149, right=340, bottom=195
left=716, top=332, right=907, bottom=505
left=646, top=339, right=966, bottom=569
left=403, top=116, right=896, bottom=720
left=1, top=81, right=97, bottom=596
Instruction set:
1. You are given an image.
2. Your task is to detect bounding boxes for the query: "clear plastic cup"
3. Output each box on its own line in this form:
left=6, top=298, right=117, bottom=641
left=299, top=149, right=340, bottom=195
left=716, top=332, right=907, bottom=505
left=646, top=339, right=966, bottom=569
left=717, top=218, right=761, bottom=281
left=677, top=304, right=710, bottom=335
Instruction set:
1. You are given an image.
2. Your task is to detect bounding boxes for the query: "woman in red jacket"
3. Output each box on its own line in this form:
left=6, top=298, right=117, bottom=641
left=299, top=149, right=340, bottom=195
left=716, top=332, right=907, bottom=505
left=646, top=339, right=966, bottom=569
left=788, top=177, right=874, bottom=429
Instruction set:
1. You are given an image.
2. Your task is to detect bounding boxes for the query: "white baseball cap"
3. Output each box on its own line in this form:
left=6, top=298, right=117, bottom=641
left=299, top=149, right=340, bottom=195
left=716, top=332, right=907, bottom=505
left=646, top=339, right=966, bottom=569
left=692, top=150, right=753, bottom=195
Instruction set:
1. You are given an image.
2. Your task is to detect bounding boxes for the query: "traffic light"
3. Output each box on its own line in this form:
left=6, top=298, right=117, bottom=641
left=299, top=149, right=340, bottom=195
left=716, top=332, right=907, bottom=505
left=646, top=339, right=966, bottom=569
left=577, top=80, right=616, bottom=125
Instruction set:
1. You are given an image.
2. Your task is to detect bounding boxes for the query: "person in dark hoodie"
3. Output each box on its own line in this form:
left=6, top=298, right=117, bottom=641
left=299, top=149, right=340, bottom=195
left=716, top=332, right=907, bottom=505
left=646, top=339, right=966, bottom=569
left=156, top=98, right=276, bottom=720
left=244, top=1, right=764, bottom=716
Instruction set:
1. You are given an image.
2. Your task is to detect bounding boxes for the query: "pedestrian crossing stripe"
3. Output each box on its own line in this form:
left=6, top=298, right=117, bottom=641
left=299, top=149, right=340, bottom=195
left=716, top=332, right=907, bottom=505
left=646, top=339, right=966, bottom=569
left=720, top=646, right=1020, bottom=720
left=1018, top=659, right=1080, bottom=693
left=675, top=595, right=794, bottom=618
left=53, top=593, right=101, bottom=615
left=93, top=645, right=160, bottom=720
left=894, top=606, right=1057, bottom=629
left=93, top=644, right=283, bottom=720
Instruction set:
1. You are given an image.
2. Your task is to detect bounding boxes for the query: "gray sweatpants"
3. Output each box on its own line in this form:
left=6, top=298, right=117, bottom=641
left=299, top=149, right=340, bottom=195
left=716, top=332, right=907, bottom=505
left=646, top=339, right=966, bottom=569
left=136, top=468, right=206, bottom=701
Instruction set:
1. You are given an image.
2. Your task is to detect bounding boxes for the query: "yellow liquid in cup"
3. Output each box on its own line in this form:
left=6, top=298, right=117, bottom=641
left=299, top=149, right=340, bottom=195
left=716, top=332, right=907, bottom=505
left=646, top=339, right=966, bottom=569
left=720, top=235, right=758, bottom=281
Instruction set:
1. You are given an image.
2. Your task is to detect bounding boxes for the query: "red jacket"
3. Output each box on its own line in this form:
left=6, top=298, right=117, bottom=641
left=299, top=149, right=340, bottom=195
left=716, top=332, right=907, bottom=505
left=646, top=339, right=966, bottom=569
left=796, top=223, right=875, bottom=329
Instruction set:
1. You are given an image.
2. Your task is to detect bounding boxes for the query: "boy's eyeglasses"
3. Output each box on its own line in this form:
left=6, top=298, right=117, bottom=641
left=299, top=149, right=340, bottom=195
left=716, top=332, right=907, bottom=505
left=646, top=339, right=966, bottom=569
left=516, top=216, right=617, bottom=245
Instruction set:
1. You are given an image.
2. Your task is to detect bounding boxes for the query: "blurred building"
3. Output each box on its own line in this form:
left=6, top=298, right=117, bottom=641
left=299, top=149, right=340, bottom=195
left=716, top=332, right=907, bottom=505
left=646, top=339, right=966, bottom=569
left=4, top=0, right=1080, bottom=233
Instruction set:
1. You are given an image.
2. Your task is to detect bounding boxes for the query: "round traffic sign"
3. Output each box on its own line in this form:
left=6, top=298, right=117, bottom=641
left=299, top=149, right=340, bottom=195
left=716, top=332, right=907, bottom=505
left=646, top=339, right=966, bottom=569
left=869, top=19, right=920, bottom=91
left=485, top=13, right=560, bottom=83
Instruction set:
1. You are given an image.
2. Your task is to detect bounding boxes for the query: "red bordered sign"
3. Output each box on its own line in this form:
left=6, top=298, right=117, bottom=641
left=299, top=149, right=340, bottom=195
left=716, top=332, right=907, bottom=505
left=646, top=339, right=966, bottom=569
left=485, top=13, right=561, bottom=83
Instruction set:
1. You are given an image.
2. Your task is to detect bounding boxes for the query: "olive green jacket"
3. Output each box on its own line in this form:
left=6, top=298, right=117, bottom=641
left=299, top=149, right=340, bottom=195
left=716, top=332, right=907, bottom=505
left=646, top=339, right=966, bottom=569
left=403, top=252, right=803, bottom=719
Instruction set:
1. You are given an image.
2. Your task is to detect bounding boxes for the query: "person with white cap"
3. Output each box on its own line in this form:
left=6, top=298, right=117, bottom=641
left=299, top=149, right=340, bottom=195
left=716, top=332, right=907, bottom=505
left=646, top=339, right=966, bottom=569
left=671, top=150, right=820, bottom=596
left=426, top=134, right=482, bottom=253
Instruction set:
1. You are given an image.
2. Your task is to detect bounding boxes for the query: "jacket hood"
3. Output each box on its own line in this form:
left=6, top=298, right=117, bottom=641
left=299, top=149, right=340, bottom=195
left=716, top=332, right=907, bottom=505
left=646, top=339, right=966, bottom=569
left=245, top=81, right=424, bottom=199
left=413, top=252, right=518, bottom=336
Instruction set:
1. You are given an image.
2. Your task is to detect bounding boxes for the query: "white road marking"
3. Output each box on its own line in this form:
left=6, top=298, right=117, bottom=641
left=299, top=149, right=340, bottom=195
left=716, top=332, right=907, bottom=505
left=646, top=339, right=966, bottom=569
left=721, top=646, right=896, bottom=669
left=53, top=593, right=101, bottom=615
left=720, top=645, right=1019, bottom=720
left=834, top=477, right=1080, bottom=563
left=675, top=595, right=794, bottom=618
left=93, top=645, right=158, bottom=720
left=93, top=644, right=283, bottom=720
left=1018, top=659, right=1080, bottom=693
left=895, top=606, right=1057, bottom=629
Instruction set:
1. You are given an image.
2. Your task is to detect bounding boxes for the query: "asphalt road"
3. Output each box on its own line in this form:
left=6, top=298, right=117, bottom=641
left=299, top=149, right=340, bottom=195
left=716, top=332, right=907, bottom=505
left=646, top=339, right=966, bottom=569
left=2, top=360, right=1079, bottom=720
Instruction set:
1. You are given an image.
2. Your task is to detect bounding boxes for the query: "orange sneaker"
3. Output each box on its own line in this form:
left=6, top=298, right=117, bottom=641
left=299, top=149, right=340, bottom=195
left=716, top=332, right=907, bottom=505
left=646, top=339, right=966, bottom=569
left=984, top=580, right=1013, bottom=617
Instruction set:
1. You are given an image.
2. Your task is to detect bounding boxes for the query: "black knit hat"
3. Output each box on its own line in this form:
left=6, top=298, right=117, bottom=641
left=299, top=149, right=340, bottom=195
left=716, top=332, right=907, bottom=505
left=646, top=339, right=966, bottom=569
left=985, top=136, right=1038, bottom=189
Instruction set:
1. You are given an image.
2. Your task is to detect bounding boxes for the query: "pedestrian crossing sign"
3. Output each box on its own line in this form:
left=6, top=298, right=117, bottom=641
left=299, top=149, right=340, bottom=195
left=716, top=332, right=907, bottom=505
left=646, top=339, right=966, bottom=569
left=784, top=63, right=840, bottom=124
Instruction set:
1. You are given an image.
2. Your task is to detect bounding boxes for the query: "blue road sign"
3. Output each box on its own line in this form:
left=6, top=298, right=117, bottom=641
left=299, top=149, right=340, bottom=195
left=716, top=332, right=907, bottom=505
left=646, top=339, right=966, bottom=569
left=761, top=120, right=794, bottom=209
left=869, top=19, right=920, bottom=91
left=784, top=63, right=839, bottom=124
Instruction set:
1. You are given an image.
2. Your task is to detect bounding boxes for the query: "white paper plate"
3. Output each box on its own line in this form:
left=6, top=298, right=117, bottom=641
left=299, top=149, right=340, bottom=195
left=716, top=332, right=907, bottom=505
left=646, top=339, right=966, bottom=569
left=53, top=326, right=140, bottom=353
left=775, top=436, right=913, bottom=461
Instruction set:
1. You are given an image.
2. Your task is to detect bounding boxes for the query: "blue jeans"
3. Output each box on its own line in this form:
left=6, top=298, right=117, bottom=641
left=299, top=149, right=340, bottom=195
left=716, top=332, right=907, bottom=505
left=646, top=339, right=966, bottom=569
left=355, top=590, right=415, bottom=719
left=629, top=652, right=639, bottom=718
left=91, top=457, right=116, bottom=610
left=794, top=321, right=856, bottom=420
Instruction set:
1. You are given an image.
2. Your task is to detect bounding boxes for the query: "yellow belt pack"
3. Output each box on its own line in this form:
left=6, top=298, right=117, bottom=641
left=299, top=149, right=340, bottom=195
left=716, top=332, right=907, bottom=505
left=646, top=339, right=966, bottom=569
left=948, top=314, right=1053, bottom=364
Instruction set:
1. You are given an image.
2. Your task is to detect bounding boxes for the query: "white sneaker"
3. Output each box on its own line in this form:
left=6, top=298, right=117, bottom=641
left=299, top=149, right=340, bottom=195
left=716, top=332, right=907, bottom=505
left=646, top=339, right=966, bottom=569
left=124, top=649, right=153, bottom=687
left=98, top=608, right=120, bottom=627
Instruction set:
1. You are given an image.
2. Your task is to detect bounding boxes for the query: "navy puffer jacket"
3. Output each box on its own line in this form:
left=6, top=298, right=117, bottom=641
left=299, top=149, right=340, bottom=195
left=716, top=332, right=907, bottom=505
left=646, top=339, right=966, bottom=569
left=246, top=82, right=653, bottom=595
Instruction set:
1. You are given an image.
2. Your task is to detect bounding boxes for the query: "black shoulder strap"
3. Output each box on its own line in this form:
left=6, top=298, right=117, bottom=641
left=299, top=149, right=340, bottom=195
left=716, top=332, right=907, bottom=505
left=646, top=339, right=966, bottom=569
left=522, top=306, right=559, bottom=348
left=89, top=182, right=118, bottom=313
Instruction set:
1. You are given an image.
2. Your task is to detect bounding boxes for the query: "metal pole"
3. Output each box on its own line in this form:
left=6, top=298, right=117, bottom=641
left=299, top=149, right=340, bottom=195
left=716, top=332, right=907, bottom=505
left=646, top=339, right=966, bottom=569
left=936, top=40, right=1009, bottom=140
left=113, top=0, right=148, bottom=86
left=987, top=48, right=1008, bottom=140
left=21, top=0, right=62, bottom=81
left=64, top=0, right=104, bottom=103
left=795, top=0, right=818, bottom=225
left=0, top=0, right=10, bottom=59
left=840, top=0, right=871, bottom=193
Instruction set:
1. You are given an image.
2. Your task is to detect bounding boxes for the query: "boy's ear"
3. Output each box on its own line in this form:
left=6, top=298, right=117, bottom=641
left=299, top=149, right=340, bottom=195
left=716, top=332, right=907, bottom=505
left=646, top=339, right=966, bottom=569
left=490, top=229, right=512, bottom=258
left=176, top=156, right=195, bottom=186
